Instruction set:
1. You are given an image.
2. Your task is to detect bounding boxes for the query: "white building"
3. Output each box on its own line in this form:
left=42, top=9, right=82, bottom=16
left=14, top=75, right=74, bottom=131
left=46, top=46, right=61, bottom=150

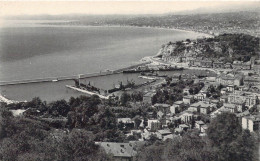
left=242, top=115, right=260, bottom=132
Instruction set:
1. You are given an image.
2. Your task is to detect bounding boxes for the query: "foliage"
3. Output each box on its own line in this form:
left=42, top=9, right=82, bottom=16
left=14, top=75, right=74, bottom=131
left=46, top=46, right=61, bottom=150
left=207, top=112, right=256, bottom=161
left=137, top=130, right=216, bottom=161
left=137, top=112, right=257, bottom=161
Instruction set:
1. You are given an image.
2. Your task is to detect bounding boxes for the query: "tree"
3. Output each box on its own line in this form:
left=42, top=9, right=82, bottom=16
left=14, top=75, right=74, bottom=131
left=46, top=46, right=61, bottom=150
left=48, top=99, right=70, bottom=117
left=207, top=112, right=256, bottom=161
left=120, top=92, right=130, bottom=106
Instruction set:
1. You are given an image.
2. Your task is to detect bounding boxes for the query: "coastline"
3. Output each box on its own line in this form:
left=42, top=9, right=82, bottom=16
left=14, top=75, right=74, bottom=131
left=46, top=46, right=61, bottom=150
left=34, top=21, right=214, bottom=38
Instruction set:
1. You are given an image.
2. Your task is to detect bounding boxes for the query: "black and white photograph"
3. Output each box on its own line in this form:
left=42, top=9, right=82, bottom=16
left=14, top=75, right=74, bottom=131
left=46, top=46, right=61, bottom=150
left=0, top=1, right=259, bottom=161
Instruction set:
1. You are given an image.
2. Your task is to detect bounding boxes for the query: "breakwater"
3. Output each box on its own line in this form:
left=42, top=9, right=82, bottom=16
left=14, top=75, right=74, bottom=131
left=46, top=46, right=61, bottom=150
left=0, top=62, right=150, bottom=86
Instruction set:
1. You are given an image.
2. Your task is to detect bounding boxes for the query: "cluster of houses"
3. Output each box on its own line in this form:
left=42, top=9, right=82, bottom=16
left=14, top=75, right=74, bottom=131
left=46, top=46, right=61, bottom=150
left=95, top=63, right=260, bottom=161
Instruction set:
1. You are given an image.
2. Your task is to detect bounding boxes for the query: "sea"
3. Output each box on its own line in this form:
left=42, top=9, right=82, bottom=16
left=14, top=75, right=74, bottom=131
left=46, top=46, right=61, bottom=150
left=0, top=20, right=209, bottom=102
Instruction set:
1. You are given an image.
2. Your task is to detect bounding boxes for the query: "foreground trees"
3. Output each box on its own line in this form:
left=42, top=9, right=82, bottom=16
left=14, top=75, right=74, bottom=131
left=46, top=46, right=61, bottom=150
left=137, top=112, right=257, bottom=161
left=207, top=112, right=256, bottom=161
left=0, top=109, right=109, bottom=161
left=1, top=95, right=257, bottom=161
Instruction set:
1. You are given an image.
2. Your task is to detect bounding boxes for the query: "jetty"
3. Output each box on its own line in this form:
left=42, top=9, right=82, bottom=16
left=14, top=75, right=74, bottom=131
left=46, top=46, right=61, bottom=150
left=66, top=85, right=110, bottom=99
left=0, top=61, right=151, bottom=86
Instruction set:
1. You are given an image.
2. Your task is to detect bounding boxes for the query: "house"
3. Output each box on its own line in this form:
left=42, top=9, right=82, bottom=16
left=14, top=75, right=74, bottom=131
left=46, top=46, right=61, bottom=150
left=96, top=142, right=137, bottom=161
left=156, top=129, right=172, bottom=140
left=210, top=106, right=231, bottom=118
left=194, top=93, right=206, bottom=101
left=201, top=125, right=208, bottom=133
left=227, top=85, right=235, bottom=92
left=188, top=101, right=215, bottom=114
left=147, top=119, right=161, bottom=132
left=195, top=121, right=205, bottom=131
left=200, top=106, right=212, bottom=114
left=232, top=61, right=251, bottom=70
left=222, top=103, right=238, bottom=113
left=200, top=59, right=213, bottom=68
left=220, top=95, right=228, bottom=103
left=183, top=95, right=194, bottom=104
left=199, top=101, right=216, bottom=114
left=213, top=61, right=224, bottom=69
left=162, top=134, right=178, bottom=141
left=157, top=111, right=164, bottom=119
left=216, top=73, right=243, bottom=86
left=170, top=104, right=179, bottom=114
left=242, top=115, right=260, bottom=132
left=174, top=101, right=184, bottom=107
left=224, top=62, right=232, bottom=69
left=154, top=103, right=171, bottom=113
left=179, top=124, right=189, bottom=131
left=228, top=91, right=258, bottom=108
left=188, top=102, right=200, bottom=112
left=180, top=112, right=194, bottom=123
left=244, top=76, right=260, bottom=86
left=117, top=118, right=135, bottom=129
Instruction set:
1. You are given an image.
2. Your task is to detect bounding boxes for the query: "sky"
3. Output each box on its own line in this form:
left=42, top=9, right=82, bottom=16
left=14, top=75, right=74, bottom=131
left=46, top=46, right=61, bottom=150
left=0, top=1, right=259, bottom=17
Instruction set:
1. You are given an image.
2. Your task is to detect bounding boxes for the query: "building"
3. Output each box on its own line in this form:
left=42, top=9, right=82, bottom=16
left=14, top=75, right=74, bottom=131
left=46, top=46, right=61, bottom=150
left=213, top=61, right=224, bottom=69
left=210, top=107, right=227, bottom=118
left=170, top=104, right=179, bottom=114
left=224, top=62, right=232, bottom=69
left=147, top=119, right=161, bottom=132
left=96, top=142, right=137, bottom=161
left=201, top=125, right=208, bottom=133
left=242, top=115, right=260, bottom=132
left=179, top=124, right=189, bottom=131
left=222, top=103, right=238, bottom=113
left=227, top=85, right=235, bottom=92
left=117, top=118, right=135, bottom=129
left=180, top=112, right=194, bottom=123
left=188, top=101, right=215, bottom=114
left=195, top=121, right=205, bottom=131
left=154, top=103, right=171, bottom=114
left=194, top=93, right=207, bottom=101
left=183, top=95, right=194, bottom=104
left=200, top=59, right=213, bottom=68
left=228, top=91, right=258, bottom=108
left=232, top=61, right=251, bottom=70
left=216, top=73, right=243, bottom=86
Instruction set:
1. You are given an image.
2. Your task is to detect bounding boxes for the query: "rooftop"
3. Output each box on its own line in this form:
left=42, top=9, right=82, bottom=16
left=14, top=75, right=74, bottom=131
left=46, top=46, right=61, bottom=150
left=96, top=142, right=137, bottom=157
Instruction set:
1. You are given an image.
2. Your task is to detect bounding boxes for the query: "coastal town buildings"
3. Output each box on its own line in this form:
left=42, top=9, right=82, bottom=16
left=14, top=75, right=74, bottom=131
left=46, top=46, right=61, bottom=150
left=242, top=115, right=260, bottom=132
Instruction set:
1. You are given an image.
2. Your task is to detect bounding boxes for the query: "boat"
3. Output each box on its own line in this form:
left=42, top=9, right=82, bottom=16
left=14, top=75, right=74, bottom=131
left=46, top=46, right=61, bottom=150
left=52, top=79, right=58, bottom=82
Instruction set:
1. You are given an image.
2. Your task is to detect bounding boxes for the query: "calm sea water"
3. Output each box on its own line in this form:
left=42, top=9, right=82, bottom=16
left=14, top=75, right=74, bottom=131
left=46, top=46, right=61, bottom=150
left=0, top=20, right=208, bottom=102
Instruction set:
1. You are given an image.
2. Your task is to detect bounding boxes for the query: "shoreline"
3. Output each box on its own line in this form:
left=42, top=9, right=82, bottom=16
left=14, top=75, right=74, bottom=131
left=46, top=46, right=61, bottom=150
left=5, top=20, right=213, bottom=38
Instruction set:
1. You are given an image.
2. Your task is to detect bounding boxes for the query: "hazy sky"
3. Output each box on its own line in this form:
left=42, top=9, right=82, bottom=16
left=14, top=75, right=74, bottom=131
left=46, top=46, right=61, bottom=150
left=0, top=1, right=259, bottom=17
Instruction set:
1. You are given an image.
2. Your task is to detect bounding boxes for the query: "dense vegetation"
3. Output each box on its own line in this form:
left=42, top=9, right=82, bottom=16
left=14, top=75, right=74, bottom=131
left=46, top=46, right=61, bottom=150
left=0, top=94, right=155, bottom=160
left=0, top=94, right=258, bottom=160
left=152, top=79, right=204, bottom=105
left=136, top=113, right=258, bottom=161
left=161, top=33, right=259, bottom=63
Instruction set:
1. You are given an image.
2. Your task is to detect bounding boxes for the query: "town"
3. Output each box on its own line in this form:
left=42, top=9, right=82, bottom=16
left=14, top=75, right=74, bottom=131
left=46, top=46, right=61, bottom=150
left=0, top=33, right=259, bottom=161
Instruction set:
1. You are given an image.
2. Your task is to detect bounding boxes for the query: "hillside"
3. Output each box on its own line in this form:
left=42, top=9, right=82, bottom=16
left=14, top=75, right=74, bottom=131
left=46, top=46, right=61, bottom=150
left=157, top=33, right=260, bottom=63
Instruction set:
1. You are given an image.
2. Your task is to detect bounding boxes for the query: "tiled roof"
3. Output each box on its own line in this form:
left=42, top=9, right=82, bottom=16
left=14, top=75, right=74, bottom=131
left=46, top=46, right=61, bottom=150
left=97, top=142, right=137, bottom=157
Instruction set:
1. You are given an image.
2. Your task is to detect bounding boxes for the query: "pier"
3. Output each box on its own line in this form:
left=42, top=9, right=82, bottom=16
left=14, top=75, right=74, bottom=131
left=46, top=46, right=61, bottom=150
left=66, top=85, right=110, bottom=99
left=0, top=61, right=151, bottom=86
